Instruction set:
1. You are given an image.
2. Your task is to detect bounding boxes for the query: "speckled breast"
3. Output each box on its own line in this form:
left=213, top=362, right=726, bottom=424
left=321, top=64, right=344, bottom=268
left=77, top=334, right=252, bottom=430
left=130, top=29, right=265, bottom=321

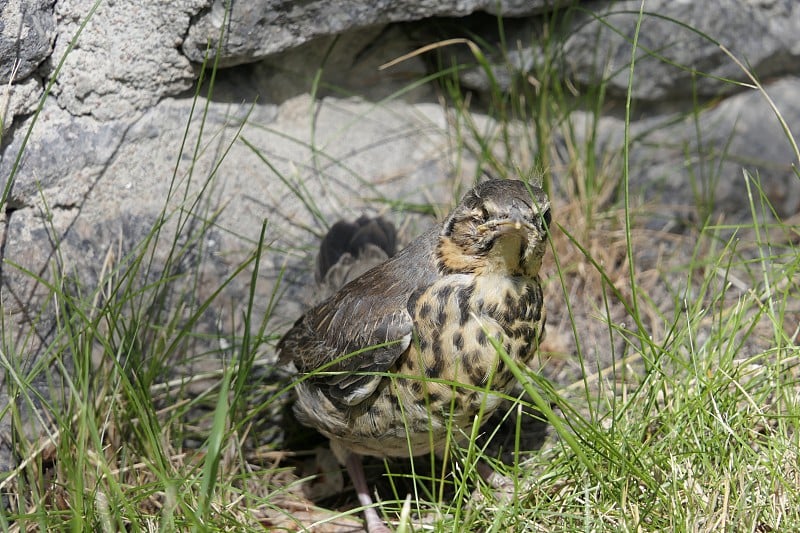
left=304, top=272, right=546, bottom=459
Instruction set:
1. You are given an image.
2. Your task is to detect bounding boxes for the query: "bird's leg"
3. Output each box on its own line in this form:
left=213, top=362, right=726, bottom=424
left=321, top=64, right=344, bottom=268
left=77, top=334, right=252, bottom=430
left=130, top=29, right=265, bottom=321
left=346, top=453, right=392, bottom=533
left=476, top=461, right=512, bottom=489
left=475, top=460, right=520, bottom=504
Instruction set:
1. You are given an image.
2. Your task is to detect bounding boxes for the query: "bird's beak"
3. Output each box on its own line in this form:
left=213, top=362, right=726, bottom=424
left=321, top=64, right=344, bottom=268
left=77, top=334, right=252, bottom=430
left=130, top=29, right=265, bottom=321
left=477, top=217, right=535, bottom=235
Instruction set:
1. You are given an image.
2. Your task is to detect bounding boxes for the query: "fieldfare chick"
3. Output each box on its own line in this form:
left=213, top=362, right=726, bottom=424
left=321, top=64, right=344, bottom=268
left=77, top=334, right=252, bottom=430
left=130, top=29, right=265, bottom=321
left=278, top=179, right=550, bottom=532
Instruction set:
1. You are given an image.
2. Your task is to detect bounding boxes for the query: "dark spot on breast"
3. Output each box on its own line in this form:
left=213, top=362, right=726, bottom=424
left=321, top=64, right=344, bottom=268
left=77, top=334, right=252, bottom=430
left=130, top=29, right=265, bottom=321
left=418, top=336, right=430, bottom=352
left=427, top=391, right=442, bottom=405
left=453, top=331, right=464, bottom=351
left=452, top=395, right=464, bottom=411
left=460, top=350, right=475, bottom=376
left=430, top=331, right=443, bottom=359
left=436, top=283, right=454, bottom=302
left=479, top=298, right=499, bottom=317
left=510, top=324, right=534, bottom=342
left=476, top=328, right=488, bottom=347
left=436, top=303, right=447, bottom=325
left=528, top=285, right=543, bottom=321
left=456, top=283, right=475, bottom=325
left=495, top=366, right=512, bottom=388
left=504, top=304, right=519, bottom=323
left=468, top=391, right=483, bottom=411
left=504, top=291, right=517, bottom=313
left=388, top=387, right=403, bottom=408
left=418, top=301, right=432, bottom=320
left=411, top=380, right=423, bottom=395
left=468, top=362, right=487, bottom=387
left=426, top=355, right=444, bottom=378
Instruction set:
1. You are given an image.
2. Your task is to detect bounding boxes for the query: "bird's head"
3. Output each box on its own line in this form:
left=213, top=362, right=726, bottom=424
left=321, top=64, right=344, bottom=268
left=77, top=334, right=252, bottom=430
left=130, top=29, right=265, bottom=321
left=436, top=179, right=550, bottom=277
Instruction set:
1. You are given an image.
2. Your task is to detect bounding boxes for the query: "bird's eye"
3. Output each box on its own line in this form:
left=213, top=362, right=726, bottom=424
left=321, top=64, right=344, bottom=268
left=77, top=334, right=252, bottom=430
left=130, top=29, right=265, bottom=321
left=541, top=209, right=552, bottom=228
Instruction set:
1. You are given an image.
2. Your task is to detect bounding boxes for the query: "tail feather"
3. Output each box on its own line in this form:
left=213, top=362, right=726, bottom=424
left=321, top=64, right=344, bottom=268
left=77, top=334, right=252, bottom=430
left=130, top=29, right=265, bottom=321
left=316, top=216, right=397, bottom=284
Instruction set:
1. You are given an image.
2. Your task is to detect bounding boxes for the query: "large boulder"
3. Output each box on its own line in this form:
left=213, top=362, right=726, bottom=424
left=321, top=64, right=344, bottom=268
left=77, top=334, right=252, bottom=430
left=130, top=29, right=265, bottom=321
left=182, top=0, right=571, bottom=67
left=564, top=0, right=800, bottom=101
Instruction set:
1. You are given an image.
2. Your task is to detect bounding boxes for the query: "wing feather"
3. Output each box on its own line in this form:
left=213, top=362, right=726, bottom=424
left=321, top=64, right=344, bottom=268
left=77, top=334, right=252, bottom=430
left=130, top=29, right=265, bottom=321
left=278, top=226, right=439, bottom=405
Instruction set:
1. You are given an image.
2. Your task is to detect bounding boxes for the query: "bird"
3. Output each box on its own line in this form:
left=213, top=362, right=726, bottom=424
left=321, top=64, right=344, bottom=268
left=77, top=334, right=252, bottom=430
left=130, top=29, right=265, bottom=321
left=315, top=215, right=398, bottom=292
left=278, top=179, right=551, bottom=532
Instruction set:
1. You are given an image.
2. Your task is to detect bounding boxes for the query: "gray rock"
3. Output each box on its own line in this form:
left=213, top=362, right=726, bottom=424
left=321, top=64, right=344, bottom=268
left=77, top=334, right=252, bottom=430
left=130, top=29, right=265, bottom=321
left=45, top=0, right=208, bottom=121
left=0, top=0, right=52, bottom=135
left=0, top=85, right=464, bottom=360
left=632, top=76, right=800, bottom=220
left=0, top=76, right=41, bottom=136
left=0, top=100, right=128, bottom=206
left=251, top=24, right=434, bottom=103
left=564, top=0, right=800, bottom=101
left=445, top=0, right=800, bottom=99
left=0, top=0, right=55, bottom=83
left=182, top=0, right=576, bottom=67
left=566, top=77, right=800, bottom=221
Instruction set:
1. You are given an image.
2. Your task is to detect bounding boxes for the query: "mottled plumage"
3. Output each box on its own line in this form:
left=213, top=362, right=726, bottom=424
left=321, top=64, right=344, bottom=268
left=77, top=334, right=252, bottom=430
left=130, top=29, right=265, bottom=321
left=278, top=179, right=550, bottom=532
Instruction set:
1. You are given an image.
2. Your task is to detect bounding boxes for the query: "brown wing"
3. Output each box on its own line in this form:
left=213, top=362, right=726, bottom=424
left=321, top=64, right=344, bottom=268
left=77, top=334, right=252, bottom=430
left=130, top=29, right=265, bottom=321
left=278, top=226, right=439, bottom=406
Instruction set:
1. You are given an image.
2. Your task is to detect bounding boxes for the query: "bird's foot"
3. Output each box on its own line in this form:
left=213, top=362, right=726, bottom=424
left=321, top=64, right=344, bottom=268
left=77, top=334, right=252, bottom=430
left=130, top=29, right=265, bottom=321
left=472, top=461, right=531, bottom=505
left=345, top=453, right=393, bottom=533
left=363, top=506, right=393, bottom=533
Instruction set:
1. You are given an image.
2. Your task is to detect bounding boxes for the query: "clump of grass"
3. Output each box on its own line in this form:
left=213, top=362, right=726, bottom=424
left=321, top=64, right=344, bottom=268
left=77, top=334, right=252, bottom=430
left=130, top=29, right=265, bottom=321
left=328, top=6, right=800, bottom=532
left=0, top=10, right=291, bottom=529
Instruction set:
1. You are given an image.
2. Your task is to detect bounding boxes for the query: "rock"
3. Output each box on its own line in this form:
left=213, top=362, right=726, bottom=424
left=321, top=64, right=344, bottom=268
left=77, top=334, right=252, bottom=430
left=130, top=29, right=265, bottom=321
left=564, top=0, right=800, bottom=101
left=629, top=76, right=800, bottom=220
left=0, top=0, right=52, bottom=135
left=1, top=76, right=41, bottom=137
left=0, top=84, right=467, bottom=366
left=434, top=1, right=800, bottom=100
left=45, top=0, right=208, bottom=121
left=566, top=77, right=800, bottom=221
left=182, top=0, right=575, bottom=67
left=0, top=101, right=128, bottom=205
left=249, top=24, right=434, bottom=103
left=0, top=0, right=55, bottom=83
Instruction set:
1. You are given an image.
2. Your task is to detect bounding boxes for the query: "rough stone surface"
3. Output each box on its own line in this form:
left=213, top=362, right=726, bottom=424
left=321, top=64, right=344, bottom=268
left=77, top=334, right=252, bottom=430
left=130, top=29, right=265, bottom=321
left=0, top=76, right=41, bottom=136
left=441, top=0, right=800, bottom=100
left=249, top=24, right=435, bottom=103
left=629, top=76, right=800, bottom=219
left=0, top=0, right=53, bottom=136
left=0, top=0, right=55, bottom=83
left=183, top=0, right=575, bottom=67
left=563, top=77, right=800, bottom=221
left=564, top=0, right=800, bottom=101
left=0, top=101, right=130, bottom=206
left=46, top=0, right=208, bottom=121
